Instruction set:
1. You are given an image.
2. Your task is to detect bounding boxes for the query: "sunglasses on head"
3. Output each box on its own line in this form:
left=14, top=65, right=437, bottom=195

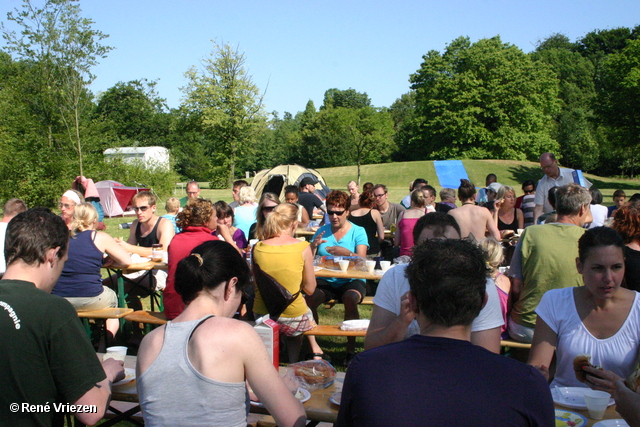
left=133, top=206, right=150, bottom=212
left=327, top=209, right=346, bottom=216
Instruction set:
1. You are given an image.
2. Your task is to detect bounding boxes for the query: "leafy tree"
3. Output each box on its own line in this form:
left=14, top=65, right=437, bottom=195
left=595, top=39, right=640, bottom=175
left=389, top=91, right=419, bottom=161
left=94, top=79, right=171, bottom=146
left=181, top=41, right=267, bottom=186
left=575, top=26, right=640, bottom=59
left=409, top=36, right=561, bottom=160
left=2, top=0, right=113, bottom=176
left=300, top=106, right=394, bottom=179
left=321, top=88, right=371, bottom=110
left=532, top=36, right=600, bottom=171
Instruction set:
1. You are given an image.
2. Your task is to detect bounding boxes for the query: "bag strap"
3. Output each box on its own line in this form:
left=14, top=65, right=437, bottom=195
left=251, top=245, right=303, bottom=298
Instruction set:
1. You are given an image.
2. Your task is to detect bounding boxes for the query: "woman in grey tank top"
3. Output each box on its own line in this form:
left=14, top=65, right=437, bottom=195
left=137, top=241, right=306, bottom=427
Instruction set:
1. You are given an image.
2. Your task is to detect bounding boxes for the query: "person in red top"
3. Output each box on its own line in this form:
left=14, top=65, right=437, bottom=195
left=163, top=199, right=221, bottom=319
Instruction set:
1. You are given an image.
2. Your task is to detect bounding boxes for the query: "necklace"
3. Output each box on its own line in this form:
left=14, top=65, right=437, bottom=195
left=462, top=202, right=474, bottom=206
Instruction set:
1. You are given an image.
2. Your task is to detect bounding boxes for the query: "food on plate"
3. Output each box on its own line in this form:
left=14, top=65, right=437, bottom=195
left=573, top=354, right=602, bottom=383
left=288, top=360, right=336, bottom=390
left=625, top=369, right=640, bottom=391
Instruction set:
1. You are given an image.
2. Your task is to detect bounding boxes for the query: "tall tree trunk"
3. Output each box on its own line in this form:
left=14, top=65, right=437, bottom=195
left=74, top=105, right=83, bottom=176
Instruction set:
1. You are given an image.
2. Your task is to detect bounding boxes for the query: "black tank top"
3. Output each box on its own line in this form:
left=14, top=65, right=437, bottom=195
left=348, top=210, right=380, bottom=255
left=135, top=217, right=162, bottom=247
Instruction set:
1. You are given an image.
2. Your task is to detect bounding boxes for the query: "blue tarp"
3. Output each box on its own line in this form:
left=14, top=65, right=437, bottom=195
left=434, top=160, right=469, bottom=189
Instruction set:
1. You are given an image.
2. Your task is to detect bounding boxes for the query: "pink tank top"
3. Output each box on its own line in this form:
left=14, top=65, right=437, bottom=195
left=398, top=217, right=420, bottom=257
left=495, top=274, right=509, bottom=337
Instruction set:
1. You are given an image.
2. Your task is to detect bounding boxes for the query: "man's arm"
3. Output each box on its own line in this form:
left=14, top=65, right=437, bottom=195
left=364, top=302, right=413, bottom=350
left=72, top=358, right=124, bottom=424
left=533, top=204, right=544, bottom=225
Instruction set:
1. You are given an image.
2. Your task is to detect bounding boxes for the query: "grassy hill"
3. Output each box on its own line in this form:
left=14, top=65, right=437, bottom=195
left=313, top=159, right=640, bottom=204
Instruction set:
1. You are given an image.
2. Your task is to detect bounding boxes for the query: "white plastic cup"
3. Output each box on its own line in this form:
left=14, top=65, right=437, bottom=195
left=365, top=260, right=376, bottom=273
left=339, top=260, right=350, bottom=272
left=380, top=261, right=391, bottom=272
left=104, top=346, right=127, bottom=362
left=517, top=228, right=524, bottom=235
left=583, top=390, right=610, bottom=420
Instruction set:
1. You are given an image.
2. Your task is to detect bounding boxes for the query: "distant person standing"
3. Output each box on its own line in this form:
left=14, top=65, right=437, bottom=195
left=0, top=198, right=27, bottom=276
left=229, top=179, right=248, bottom=209
left=533, top=153, right=591, bottom=224
left=297, top=177, right=325, bottom=220
left=439, top=188, right=457, bottom=209
left=180, top=181, right=201, bottom=207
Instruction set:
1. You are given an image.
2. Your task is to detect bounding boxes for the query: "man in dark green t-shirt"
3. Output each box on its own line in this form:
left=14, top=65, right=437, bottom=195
left=0, top=209, right=124, bottom=426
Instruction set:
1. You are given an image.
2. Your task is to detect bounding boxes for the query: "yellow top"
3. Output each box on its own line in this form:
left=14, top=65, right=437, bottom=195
left=252, top=240, right=310, bottom=318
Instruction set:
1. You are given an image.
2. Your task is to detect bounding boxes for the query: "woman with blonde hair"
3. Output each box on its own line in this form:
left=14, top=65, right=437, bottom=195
left=479, top=237, right=511, bottom=338
left=248, top=192, right=280, bottom=241
left=252, top=203, right=324, bottom=362
left=52, top=203, right=131, bottom=341
left=492, top=185, right=524, bottom=238
left=233, top=186, right=258, bottom=238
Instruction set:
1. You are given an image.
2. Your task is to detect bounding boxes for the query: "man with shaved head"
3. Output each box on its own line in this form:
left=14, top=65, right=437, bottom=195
left=533, top=153, right=591, bottom=224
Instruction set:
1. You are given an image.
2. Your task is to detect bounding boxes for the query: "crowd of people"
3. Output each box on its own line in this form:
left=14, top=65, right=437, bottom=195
left=4, top=152, right=640, bottom=427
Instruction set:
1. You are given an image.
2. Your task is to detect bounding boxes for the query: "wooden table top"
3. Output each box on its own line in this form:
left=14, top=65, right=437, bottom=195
left=104, top=260, right=168, bottom=272
left=102, top=353, right=344, bottom=424
left=314, top=267, right=384, bottom=281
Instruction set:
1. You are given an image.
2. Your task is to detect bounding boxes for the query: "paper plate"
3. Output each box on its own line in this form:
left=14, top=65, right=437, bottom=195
left=329, top=392, right=342, bottom=405
left=113, top=368, right=136, bottom=387
left=593, top=420, right=630, bottom=427
left=555, top=409, right=588, bottom=427
left=552, top=386, right=615, bottom=409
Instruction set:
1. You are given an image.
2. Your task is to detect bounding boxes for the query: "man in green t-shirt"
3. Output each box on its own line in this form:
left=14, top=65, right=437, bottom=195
left=0, top=209, right=124, bottom=426
left=508, top=184, right=592, bottom=343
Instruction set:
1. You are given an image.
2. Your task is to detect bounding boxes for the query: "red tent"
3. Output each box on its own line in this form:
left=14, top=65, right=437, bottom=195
left=95, top=180, right=148, bottom=217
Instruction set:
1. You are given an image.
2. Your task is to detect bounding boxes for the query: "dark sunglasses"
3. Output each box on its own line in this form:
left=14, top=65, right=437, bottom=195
left=133, top=206, right=150, bottom=212
left=524, top=190, right=535, bottom=194
left=262, top=205, right=276, bottom=213
left=327, top=209, right=346, bottom=216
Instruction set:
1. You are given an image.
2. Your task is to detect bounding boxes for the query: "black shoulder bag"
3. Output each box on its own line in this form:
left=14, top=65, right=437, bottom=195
left=251, top=247, right=301, bottom=320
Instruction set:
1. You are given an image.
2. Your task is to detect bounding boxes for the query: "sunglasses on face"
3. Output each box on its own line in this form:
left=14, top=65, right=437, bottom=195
left=524, top=190, right=534, bottom=194
left=373, top=193, right=386, bottom=198
left=262, top=205, right=276, bottom=213
left=59, top=203, right=75, bottom=209
left=133, top=206, right=150, bottom=212
left=327, top=209, right=346, bottom=216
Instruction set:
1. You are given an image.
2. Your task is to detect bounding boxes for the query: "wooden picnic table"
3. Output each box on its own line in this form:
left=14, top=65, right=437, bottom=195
left=102, top=353, right=345, bottom=426
left=103, top=259, right=168, bottom=311
left=314, top=266, right=385, bottom=281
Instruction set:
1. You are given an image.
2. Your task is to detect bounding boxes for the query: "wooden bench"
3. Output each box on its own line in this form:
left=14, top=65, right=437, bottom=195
left=124, top=310, right=168, bottom=326
left=303, top=324, right=367, bottom=337
left=77, top=308, right=133, bottom=342
left=499, top=339, right=532, bottom=349
left=325, top=295, right=374, bottom=309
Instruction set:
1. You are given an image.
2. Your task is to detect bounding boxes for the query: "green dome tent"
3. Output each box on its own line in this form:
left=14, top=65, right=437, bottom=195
left=251, top=164, right=330, bottom=201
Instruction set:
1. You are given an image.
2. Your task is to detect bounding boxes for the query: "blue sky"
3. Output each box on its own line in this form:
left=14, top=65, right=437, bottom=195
left=1, top=0, right=638, bottom=115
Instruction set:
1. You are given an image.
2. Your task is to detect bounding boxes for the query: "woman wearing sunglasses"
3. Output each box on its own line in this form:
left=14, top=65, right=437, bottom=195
left=248, top=192, right=280, bottom=241
left=306, top=190, right=369, bottom=365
